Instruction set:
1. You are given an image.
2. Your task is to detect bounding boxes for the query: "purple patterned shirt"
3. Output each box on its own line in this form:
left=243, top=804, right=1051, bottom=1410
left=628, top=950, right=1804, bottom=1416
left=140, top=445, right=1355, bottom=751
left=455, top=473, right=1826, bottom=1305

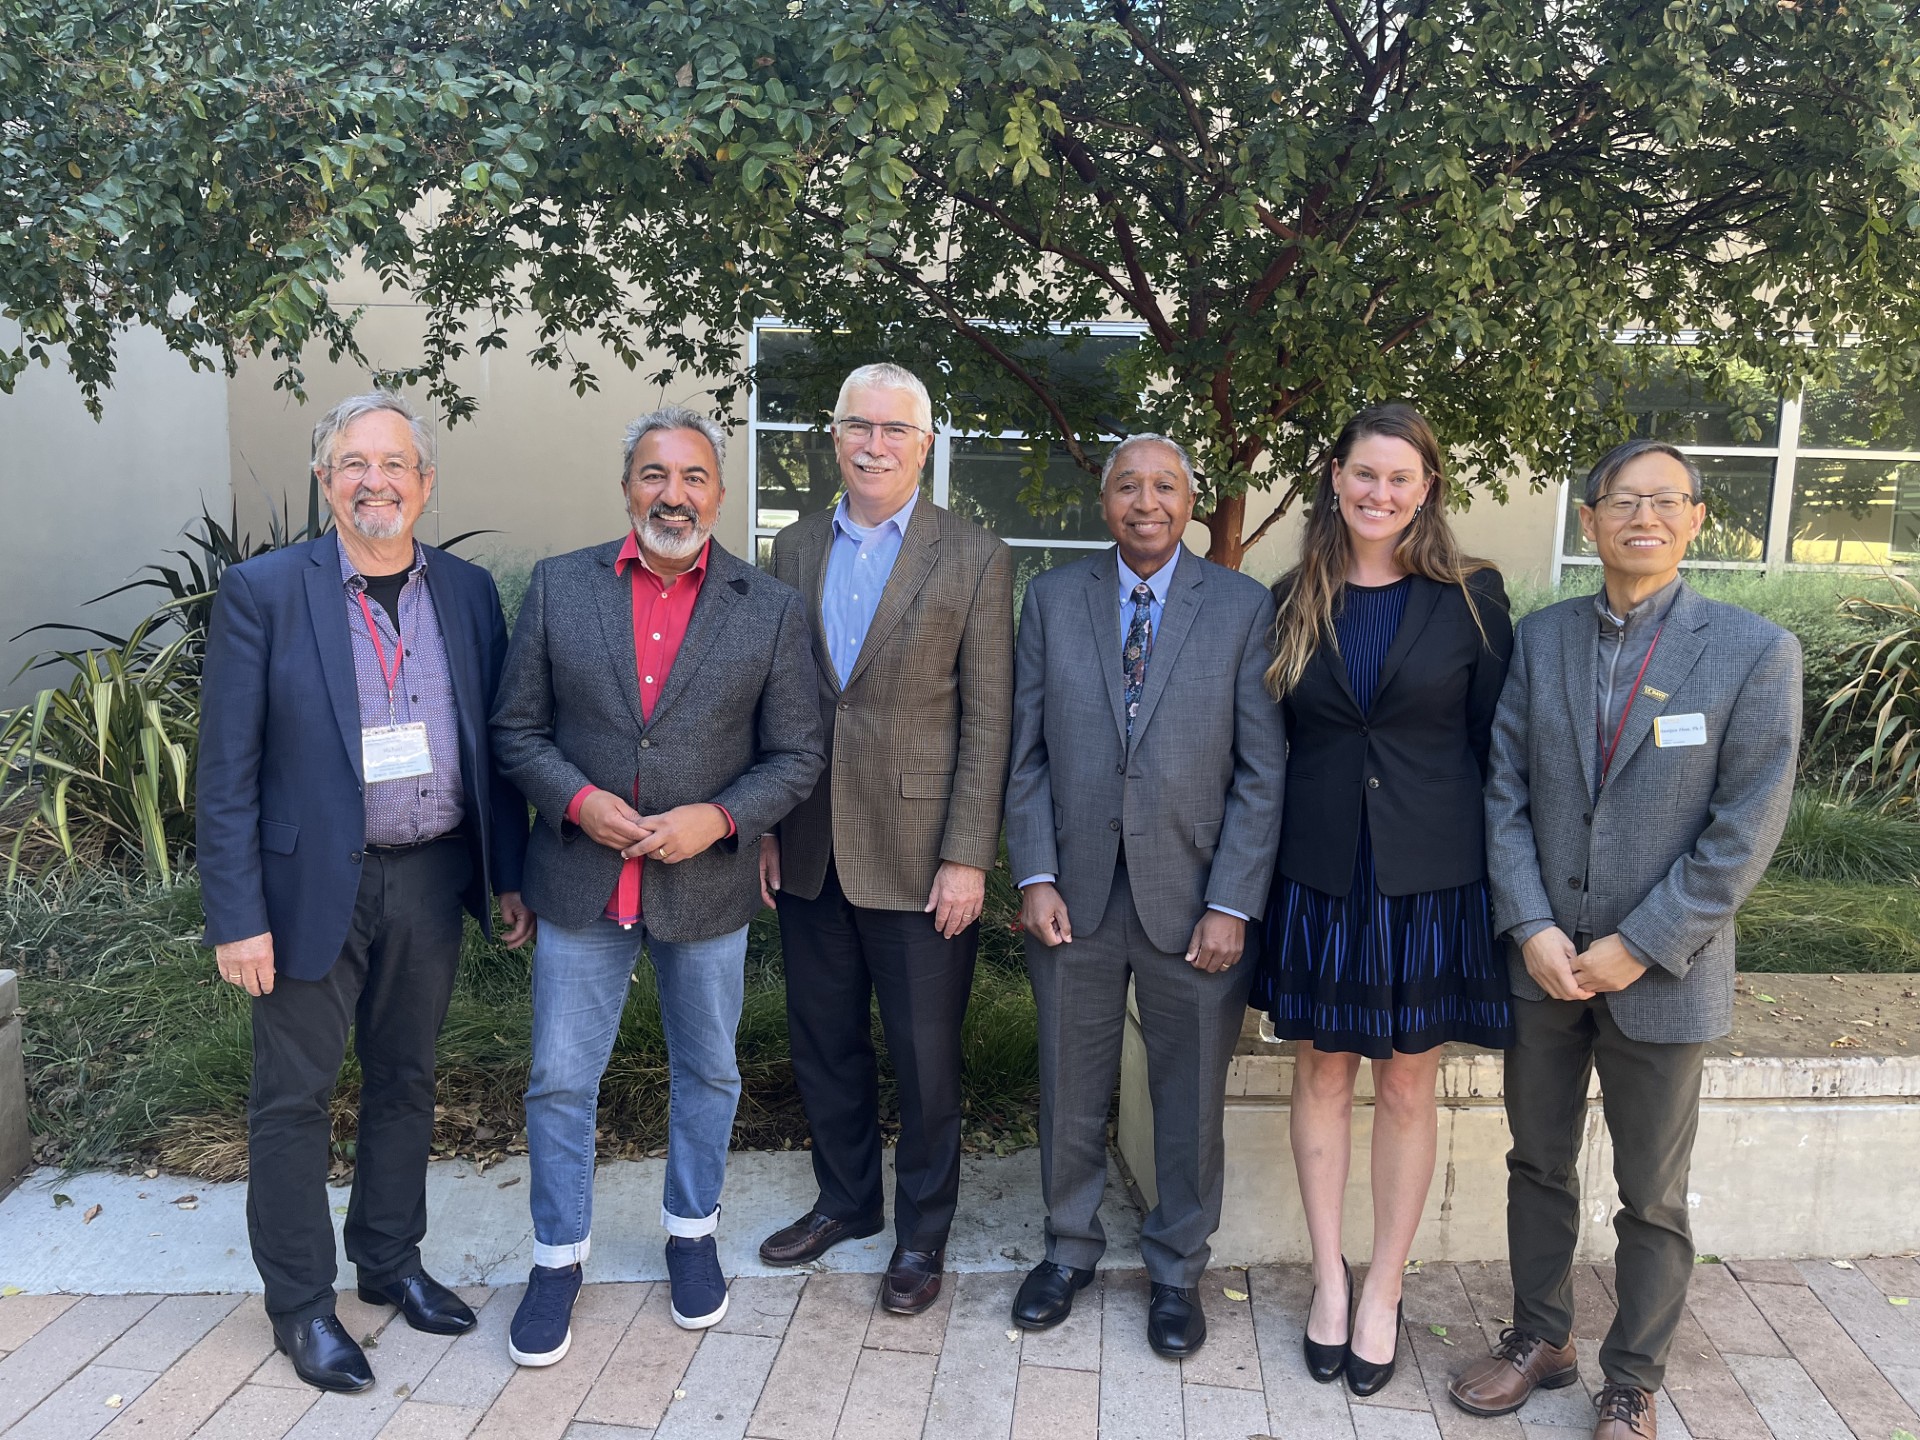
left=338, top=541, right=466, bottom=844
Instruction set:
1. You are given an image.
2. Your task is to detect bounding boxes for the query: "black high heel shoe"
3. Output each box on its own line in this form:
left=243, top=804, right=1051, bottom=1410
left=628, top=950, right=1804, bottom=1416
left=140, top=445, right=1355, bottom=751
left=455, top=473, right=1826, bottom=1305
left=1302, top=1257, right=1351, bottom=1383
left=1345, top=1297, right=1403, bottom=1397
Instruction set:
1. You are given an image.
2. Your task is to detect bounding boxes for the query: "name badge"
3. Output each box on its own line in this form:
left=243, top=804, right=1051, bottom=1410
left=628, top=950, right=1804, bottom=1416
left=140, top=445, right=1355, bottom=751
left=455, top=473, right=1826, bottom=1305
left=363, top=723, right=433, bottom=782
left=1653, top=713, right=1707, bottom=748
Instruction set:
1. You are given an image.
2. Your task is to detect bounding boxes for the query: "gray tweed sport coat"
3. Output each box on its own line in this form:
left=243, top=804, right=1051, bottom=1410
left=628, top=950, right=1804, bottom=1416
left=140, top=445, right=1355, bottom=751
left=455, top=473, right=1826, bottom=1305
left=771, top=499, right=1014, bottom=911
left=1004, top=546, right=1286, bottom=955
left=1485, top=581, right=1801, bottom=1043
left=490, top=537, right=824, bottom=938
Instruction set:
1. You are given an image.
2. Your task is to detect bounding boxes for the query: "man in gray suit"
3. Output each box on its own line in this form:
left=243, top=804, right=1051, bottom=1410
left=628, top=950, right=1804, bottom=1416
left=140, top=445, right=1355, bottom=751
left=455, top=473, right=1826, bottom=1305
left=1449, top=439, right=1800, bottom=1440
left=490, top=407, right=823, bottom=1366
left=1004, top=434, right=1285, bottom=1358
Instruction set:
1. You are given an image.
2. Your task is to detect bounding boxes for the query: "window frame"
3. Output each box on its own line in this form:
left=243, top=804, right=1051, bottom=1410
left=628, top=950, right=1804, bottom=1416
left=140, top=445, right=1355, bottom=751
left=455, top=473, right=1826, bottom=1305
left=746, top=317, right=1149, bottom=556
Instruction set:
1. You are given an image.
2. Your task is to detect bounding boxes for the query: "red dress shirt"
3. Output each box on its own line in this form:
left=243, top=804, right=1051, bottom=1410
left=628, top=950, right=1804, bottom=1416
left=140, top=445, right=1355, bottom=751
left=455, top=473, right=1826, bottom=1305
left=564, top=534, right=735, bottom=926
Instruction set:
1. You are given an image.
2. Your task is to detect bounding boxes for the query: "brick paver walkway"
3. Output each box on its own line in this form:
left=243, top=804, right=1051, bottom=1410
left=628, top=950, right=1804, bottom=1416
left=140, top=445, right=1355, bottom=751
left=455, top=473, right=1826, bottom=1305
left=2, top=1258, right=1917, bottom=1439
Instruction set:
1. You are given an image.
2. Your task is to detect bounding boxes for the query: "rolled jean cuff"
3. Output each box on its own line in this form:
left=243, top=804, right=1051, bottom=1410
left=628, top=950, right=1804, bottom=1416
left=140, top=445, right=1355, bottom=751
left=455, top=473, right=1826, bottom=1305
left=533, top=1234, right=591, bottom=1269
left=662, top=1204, right=720, bottom=1239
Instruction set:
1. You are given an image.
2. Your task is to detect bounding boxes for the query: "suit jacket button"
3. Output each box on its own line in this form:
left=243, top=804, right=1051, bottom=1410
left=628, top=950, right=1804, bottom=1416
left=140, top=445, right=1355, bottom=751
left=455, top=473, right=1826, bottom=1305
left=1568, top=876, right=1582, bottom=890
left=1116, top=764, right=1126, bottom=775
left=1583, top=812, right=1592, bottom=825
left=1367, top=776, right=1380, bottom=789
left=640, top=738, right=651, bottom=749
left=839, top=702, right=850, bottom=712
left=1109, top=819, right=1121, bottom=831
left=351, top=851, right=363, bottom=864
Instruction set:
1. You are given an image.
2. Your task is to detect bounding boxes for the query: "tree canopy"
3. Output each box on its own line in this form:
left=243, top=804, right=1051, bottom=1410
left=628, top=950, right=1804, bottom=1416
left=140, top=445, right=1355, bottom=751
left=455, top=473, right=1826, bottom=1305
left=5, top=0, right=1919, bottom=564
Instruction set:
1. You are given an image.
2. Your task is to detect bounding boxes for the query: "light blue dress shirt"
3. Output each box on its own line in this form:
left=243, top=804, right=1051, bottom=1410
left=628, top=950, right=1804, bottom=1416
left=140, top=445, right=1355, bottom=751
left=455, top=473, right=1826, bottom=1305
left=820, top=490, right=918, bottom=687
left=1018, top=546, right=1248, bottom=923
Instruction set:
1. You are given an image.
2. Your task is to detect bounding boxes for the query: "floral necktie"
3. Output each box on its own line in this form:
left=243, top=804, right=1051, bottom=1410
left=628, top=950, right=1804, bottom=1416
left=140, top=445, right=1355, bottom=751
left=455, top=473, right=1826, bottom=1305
left=1123, top=581, right=1153, bottom=740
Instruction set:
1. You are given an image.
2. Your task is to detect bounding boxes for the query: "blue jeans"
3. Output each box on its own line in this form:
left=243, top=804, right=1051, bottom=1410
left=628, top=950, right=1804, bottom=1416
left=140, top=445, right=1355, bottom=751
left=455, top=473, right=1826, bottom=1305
left=525, top=916, right=747, bottom=1266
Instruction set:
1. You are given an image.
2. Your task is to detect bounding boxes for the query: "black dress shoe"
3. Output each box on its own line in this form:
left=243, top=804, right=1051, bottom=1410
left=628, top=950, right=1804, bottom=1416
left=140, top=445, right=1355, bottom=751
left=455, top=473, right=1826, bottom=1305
left=1012, top=1261, right=1096, bottom=1331
left=357, top=1270, right=478, bottom=1336
left=758, top=1209, right=885, bottom=1267
left=273, top=1314, right=375, bottom=1394
left=1303, top=1257, right=1352, bottom=1383
left=880, top=1246, right=945, bottom=1315
left=1346, top=1299, right=1403, bottom=1397
left=1147, top=1282, right=1207, bottom=1358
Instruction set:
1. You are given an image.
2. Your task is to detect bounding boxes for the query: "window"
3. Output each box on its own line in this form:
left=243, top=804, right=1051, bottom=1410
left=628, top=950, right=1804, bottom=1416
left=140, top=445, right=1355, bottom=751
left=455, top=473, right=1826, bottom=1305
left=746, top=322, right=1145, bottom=564
left=1556, top=347, right=1920, bottom=574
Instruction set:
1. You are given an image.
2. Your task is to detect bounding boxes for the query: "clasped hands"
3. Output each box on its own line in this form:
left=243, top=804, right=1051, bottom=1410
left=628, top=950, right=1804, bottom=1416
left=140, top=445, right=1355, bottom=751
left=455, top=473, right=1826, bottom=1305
left=1521, top=926, right=1647, bottom=1001
left=1018, top=881, right=1245, bottom=973
left=579, top=789, right=729, bottom=865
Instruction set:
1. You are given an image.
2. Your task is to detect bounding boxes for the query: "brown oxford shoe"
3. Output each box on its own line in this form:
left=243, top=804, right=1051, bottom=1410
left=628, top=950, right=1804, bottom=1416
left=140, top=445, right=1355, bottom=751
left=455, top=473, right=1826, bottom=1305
left=880, top=1246, right=945, bottom=1315
left=758, top=1209, right=884, bottom=1267
left=1448, top=1327, right=1580, bottom=1416
left=1592, top=1383, right=1657, bottom=1438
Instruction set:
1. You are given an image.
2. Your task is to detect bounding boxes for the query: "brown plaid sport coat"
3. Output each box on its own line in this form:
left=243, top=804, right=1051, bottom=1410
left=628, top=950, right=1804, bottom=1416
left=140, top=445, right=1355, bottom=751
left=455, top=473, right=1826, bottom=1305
left=770, top=498, right=1014, bottom=910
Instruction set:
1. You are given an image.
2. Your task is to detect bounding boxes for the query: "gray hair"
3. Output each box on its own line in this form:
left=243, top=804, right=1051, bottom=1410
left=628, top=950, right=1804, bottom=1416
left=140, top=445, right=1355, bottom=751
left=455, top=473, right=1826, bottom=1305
left=833, top=363, right=933, bottom=431
left=311, top=391, right=437, bottom=475
left=622, top=406, right=728, bottom=480
left=1100, top=433, right=1199, bottom=495
left=1582, top=438, right=1703, bottom=507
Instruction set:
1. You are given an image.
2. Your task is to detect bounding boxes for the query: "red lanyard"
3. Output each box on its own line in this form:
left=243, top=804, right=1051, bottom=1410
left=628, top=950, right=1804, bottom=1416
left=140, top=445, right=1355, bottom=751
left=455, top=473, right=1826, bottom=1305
left=355, top=593, right=404, bottom=709
left=1599, top=623, right=1663, bottom=785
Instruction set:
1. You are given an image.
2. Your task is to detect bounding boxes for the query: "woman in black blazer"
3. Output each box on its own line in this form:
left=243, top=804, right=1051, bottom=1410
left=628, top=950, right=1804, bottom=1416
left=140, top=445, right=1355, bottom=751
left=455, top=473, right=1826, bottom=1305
left=1255, top=402, right=1514, bottom=1396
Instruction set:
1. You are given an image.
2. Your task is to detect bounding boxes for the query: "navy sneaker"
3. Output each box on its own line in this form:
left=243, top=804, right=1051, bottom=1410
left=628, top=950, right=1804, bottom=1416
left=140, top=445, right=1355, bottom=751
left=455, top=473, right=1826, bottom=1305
left=666, top=1235, right=730, bottom=1329
left=508, top=1263, right=582, bottom=1367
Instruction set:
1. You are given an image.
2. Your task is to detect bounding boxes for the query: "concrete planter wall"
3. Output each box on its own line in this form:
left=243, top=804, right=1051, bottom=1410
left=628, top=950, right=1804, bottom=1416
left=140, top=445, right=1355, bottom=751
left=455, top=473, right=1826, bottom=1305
left=1117, top=973, right=1920, bottom=1263
left=0, top=971, right=27, bottom=1197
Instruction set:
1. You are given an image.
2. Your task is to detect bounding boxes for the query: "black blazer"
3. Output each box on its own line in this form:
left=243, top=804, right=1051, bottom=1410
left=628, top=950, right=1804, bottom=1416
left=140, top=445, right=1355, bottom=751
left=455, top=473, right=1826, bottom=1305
left=1273, top=569, right=1513, bottom=897
left=198, top=533, right=529, bottom=980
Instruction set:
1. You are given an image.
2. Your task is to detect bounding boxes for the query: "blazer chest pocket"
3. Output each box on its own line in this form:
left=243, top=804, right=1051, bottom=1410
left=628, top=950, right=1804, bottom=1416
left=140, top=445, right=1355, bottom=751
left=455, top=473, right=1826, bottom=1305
left=900, top=772, right=954, bottom=800
left=1193, top=819, right=1221, bottom=850
left=259, top=820, right=299, bottom=855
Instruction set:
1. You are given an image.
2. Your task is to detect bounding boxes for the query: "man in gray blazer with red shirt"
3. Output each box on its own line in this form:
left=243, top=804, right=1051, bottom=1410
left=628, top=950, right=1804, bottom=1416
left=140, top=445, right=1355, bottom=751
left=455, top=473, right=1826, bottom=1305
left=1449, top=440, right=1800, bottom=1440
left=490, top=407, right=822, bottom=1366
left=1004, top=434, right=1285, bottom=1359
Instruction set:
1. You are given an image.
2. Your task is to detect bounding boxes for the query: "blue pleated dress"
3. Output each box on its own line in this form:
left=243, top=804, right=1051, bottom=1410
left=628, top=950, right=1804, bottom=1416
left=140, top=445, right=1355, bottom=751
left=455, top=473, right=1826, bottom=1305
left=1253, top=579, right=1514, bottom=1058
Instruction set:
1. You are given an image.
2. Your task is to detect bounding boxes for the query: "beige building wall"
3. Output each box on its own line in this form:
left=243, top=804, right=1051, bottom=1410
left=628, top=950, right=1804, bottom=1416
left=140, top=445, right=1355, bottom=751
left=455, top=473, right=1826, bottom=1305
left=0, top=322, right=231, bottom=709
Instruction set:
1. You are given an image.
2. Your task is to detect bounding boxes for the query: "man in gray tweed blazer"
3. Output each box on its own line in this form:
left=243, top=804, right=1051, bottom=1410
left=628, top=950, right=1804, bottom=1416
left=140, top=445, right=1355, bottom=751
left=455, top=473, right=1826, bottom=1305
left=490, top=408, right=822, bottom=1366
left=1449, top=439, right=1801, bottom=1440
left=1003, top=435, right=1285, bottom=1359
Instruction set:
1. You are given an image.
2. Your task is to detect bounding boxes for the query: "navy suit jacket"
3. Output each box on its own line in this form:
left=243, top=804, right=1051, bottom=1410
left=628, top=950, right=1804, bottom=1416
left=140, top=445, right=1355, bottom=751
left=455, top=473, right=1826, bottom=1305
left=197, top=532, right=528, bottom=981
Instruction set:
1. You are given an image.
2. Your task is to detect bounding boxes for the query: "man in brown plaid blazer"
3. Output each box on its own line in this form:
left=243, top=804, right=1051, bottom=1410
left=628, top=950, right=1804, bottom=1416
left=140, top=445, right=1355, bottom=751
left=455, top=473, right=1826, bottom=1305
left=756, top=362, right=1014, bottom=1315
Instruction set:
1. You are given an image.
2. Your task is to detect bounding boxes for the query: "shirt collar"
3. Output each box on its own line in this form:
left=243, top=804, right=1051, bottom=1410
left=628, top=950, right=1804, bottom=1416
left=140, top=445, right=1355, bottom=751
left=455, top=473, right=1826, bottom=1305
left=832, top=488, right=918, bottom=541
left=616, top=531, right=711, bottom=587
left=1595, top=573, right=1683, bottom=635
left=1117, top=546, right=1180, bottom=608
left=337, top=536, right=426, bottom=589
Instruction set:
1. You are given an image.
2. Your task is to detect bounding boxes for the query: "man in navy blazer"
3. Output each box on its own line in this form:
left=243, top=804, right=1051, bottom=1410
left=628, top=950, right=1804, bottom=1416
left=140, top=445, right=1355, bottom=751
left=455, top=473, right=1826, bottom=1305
left=198, top=392, right=531, bottom=1393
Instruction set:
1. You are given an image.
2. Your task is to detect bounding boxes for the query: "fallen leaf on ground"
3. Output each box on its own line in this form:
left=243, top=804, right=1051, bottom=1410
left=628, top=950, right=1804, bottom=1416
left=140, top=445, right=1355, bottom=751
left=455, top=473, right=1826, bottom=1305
left=83, top=1204, right=102, bottom=1224
left=1831, top=1260, right=1855, bottom=1269
left=52, top=1193, right=72, bottom=1209
left=143, top=1168, right=157, bottom=1179
left=497, top=1176, right=522, bottom=1189
left=1224, top=1287, right=1249, bottom=1301
left=1891, top=1297, right=1911, bottom=1306
left=173, top=1194, right=198, bottom=1210
left=1696, top=1254, right=1722, bottom=1264
left=2, top=1286, right=22, bottom=1297
left=1831, top=1035, right=1863, bottom=1048
left=103, top=1395, right=122, bottom=1408
left=1757, top=994, right=1777, bottom=1004
left=673, top=1388, right=687, bottom=1400
left=1429, top=1324, right=1448, bottom=1336
left=1006, top=1329, right=1020, bottom=1342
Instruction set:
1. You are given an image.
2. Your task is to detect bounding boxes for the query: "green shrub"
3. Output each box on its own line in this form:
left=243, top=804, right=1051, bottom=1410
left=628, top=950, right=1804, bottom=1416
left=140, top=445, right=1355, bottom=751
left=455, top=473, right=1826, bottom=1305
left=1737, top=876, right=1920, bottom=973
left=1819, top=574, right=1920, bottom=807
left=1771, top=788, right=1920, bottom=885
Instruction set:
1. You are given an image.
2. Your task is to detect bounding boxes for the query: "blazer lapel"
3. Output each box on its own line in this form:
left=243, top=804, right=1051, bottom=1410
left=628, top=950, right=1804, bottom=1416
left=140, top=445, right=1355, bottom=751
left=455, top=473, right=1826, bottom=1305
left=1371, top=576, right=1441, bottom=712
left=646, top=543, right=741, bottom=727
left=1562, top=597, right=1600, bottom=801
left=421, top=551, right=478, bottom=769
left=595, top=542, right=651, bottom=738
left=1126, top=551, right=1201, bottom=749
left=305, top=534, right=365, bottom=782
left=794, top=511, right=838, bottom=693
left=1083, top=551, right=1129, bottom=745
left=845, top=500, right=938, bottom=690
left=1603, top=586, right=1710, bottom=784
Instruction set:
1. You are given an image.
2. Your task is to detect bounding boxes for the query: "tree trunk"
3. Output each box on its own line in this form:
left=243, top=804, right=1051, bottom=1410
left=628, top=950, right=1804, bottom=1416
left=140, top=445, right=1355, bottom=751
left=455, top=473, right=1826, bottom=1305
left=1204, top=491, right=1246, bottom=569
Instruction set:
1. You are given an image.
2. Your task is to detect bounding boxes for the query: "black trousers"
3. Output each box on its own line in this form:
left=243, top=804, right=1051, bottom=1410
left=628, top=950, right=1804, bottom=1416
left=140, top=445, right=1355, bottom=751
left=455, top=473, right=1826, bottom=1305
left=1504, top=992, right=1705, bottom=1392
left=246, top=837, right=468, bottom=1323
left=776, top=860, right=977, bottom=1250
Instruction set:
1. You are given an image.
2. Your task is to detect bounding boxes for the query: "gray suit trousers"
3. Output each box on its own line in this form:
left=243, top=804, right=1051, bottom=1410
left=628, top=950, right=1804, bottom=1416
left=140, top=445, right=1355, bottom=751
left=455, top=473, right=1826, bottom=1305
left=1026, top=860, right=1252, bottom=1287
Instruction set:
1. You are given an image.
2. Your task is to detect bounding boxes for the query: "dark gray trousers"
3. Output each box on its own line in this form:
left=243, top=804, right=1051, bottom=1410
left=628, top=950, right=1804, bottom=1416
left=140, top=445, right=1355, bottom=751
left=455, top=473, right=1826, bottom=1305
left=1505, top=992, right=1705, bottom=1392
left=1026, top=861, right=1252, bottom=1287
left=246, top=837, right=468, bottom=1323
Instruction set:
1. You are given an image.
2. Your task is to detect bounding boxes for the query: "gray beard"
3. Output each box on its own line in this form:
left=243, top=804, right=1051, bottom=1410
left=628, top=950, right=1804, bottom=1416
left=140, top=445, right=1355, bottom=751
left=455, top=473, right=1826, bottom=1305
left=632, top=508, right=711, bottom=560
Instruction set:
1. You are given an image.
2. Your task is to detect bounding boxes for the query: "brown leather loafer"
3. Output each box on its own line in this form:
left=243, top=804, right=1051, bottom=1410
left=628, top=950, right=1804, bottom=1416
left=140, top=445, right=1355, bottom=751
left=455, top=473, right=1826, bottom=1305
left=1448, top=1327, right=1580, bottom=1416
left=880, top=1246, right=944, bottom=1314
left=758, top=1209, right=884, bottom=1267
left=1593, top=1383, right=1657, bottom=1438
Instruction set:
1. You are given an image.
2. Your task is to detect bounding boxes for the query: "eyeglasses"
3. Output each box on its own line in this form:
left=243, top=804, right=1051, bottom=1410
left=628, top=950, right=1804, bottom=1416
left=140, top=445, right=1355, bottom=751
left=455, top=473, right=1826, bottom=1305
left=329, top=458, right=420, bottom=484
left=835, top=418, right=927, bottom=445
left=1590, top=490, right=1698, bottom=519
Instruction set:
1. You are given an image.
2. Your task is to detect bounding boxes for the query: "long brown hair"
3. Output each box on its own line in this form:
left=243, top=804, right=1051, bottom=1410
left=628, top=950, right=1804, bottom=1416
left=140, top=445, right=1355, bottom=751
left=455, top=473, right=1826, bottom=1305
left=1264, top=402, right=1495, bottom=698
